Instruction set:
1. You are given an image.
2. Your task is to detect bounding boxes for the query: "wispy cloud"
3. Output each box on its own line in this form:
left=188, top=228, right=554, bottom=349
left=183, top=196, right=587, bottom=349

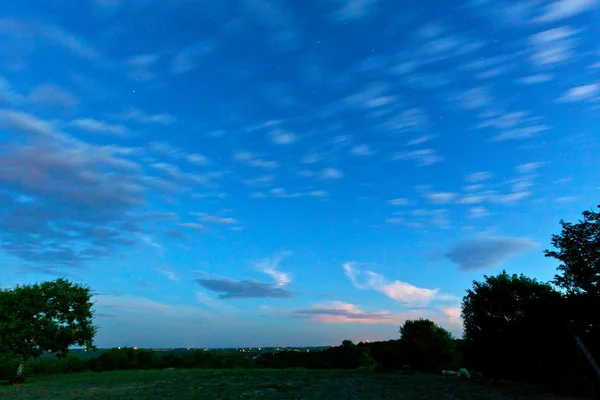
left=28, top=84, right=78, bottom=109
left=332, top=0, right=380, bottom=21
left=444, top=237, right=537, bottom=270
left=529, top=26, right=576, bottom=66
left=155, top=266, right=179, bottom=281
left=536, top=0, right=597, bottom=23
left=351, top=144, right=374, bottom=156
left=558, top=83, right=599, bottom=102
left=343, top=262, right=451, bottom=306
left=171, top=41, right=215, bottom=74
left=71, top=118, right=130, bottom=137
left=269, top=129, right=297, bottom=145
left=394, top=149, right=443, bottom=166
left=255, top=252, right=292, bottom=287
left=320, top=168, right=344, bottom=180
left=234, top=151, right=278, bottom=169
left=427, top=192, right=457, bottom=204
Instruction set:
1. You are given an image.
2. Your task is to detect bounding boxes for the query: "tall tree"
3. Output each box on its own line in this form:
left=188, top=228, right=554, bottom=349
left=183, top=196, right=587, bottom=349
left=545, top=205, right=600, bottom=296
left=0, top=278, right=96, bottom=380
left=461, top=271, right=567, bottom=379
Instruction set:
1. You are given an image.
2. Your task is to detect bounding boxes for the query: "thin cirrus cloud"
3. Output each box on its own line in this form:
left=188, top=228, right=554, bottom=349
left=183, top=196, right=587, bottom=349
left=255, top=252, right=292, bottom=287
left=535, top=0, right=597, bottom=23
left=558, top=83, right=599, bottom=102
left=444, top=237, right=538, bottom=271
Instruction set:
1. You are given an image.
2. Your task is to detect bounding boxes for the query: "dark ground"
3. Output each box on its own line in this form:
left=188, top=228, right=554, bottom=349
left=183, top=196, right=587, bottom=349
left=0, top=369, right=586, bottom=400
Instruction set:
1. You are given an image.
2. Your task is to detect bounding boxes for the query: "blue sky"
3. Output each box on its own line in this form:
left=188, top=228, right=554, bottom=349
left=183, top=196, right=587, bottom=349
left=0, top=0, right=599, bottom=348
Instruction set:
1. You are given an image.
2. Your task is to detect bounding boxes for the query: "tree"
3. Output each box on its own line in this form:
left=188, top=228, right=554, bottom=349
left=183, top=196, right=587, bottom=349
left=545, top=205, right=600, bottom=296
left=461, top=271, right=568, bottom=380
left=0, top=278, right=96, bottom=380
left=399, top=318, right=456, bottom=372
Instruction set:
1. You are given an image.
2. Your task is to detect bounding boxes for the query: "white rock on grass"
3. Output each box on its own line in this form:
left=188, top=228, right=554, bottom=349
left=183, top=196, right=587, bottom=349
left=458, top=368, right=470, bottom=378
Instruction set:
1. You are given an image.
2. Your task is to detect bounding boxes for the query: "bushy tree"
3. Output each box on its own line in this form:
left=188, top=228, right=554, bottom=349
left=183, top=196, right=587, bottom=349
left=461, top=271, right=568, bottom=380
left=545, top=205, right=600, bottom=382
left=545, top=205, right=600, bottom=296
left=399, top=319, right=456, bottom=372
left=0, top=278, right=96, bottom=380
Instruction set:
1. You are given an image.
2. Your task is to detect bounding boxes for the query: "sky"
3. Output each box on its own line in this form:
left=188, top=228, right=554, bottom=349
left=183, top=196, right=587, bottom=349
left=0, top=0, right=599, bottom=348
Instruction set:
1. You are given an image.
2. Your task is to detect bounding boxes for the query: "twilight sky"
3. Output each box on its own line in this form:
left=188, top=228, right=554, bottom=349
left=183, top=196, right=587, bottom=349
left=0, top=0, right=598, bottom=348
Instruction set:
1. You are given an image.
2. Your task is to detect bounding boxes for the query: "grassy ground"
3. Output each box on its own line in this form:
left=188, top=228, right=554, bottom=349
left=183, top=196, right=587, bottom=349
left=0, top=369, right=584, bottom=400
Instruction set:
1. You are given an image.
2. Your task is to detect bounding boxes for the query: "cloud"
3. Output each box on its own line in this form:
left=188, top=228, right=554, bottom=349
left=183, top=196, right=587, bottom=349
left=71, top=118, right=130, bottom=137
left=244, top=174, right=275, bottom=187
left=558, top=83, right=599, bottom=102
left=124, top=53, right=160, bottom=82
left=529, top=27, right=576, bottom=66
left=516, top=162, right=544, bottom=174
left=518, top=74, right=554, bottom=84
left=255, top=252, right=292, bottom=287
left=0, top=110, right=150, bottom=265
left=491, top=124, right=550, bottom=141
left=243, top=0, right=299, bottom=51
left=320, top=168, right=344, bottom=180
left=490, top=191, right=532, bottom=203
left=351, top=144, right=374, bottom=156
left=465, top=171, right=492, bottom=183
left=467, top=206, right=492, bottom=219
left=406, top=135, right=435, bottom=146
left=171, top=41, right=214, bottom=74
left=394, top=149, right=443, bottom=166
left=343, top=262, right=446, bottom=306
left=94, top=293, right=211, bottom=320
left=456, top=195, right=486, bottom=205
left=41, top=25, right=102, bottom=61
left=195, top=213, right=240, bottom=226
left=28, top=84, right=78, bottom=109
left=0, top=110, right=213, bottom=266
left=196, top=276, right=295, bottom=299
left=427, top=192, right=457, bottom=204
left=333, top=0, right=379, bottom=21
left=156, top=266, right=179, bottom=281
left=536, top=0, right=597, bottom=23
left=454, top=87, right=492, bottom=110
left=269, top=130, right=297, bottom=145
left=388, top=198, right=409, bottom=206
left=444, top=237, right=537, bottom=270
left=119, top=109, right=176, bottom=125
left=294, top=301, right=394, bottom=324
left=0, top=76, right=23, bottom=104
left=234, top=151, right=278, bottom=169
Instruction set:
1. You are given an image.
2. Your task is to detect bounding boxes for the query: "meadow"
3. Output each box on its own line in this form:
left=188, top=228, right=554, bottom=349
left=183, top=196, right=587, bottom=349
left=0, top=369, right=581, bottom=400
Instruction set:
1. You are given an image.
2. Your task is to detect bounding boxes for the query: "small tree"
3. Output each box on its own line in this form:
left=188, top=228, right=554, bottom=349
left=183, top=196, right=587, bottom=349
left=545, top=205, right=600, bottom=296
left=0, top=278, right=96, bottom=380
left=399, top=318, right=455, bottom=372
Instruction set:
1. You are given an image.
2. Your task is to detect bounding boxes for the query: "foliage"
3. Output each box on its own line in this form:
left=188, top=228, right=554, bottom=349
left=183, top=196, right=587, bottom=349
left=0, top=278, right=96, bottom=372
left=461, top=271, right=579, bottom=383
left=399, top=319, right=456, bottom=372
left=545, top=205, right=600, bottom=296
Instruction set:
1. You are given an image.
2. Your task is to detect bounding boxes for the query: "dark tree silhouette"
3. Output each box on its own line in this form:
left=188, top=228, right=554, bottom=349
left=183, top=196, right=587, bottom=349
left=545, top=205, right=600, bottom=296
left=399, top=318, right=455, bottom=372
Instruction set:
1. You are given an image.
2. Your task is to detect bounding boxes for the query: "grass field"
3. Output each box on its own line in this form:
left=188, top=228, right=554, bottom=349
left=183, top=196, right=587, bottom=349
left=0, top=369, right=583, bottom=400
